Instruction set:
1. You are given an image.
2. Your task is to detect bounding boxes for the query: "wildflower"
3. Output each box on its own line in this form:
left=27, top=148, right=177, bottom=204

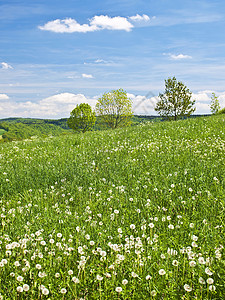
left=17, top=286, right=23, bottom=293
left=122, top=279, right=128, bottom=285
left=184, top=284, right=192, bottom=292
left=130, top=224, right=135, bottom=230
left=60, top=288, right=67, bottom=294
left=172, top=260, right=179, bottom=266
left=199, top=277, right=205, bottom=284
left=72, top=277, right=80, bottom=283
left=158, top=269, right=166, bottom=275
left=96, top=275, right=103, bottom=281
left=205, top=267, right=213, bottom=276
left=42, top=288, right=49, bottom=295
left=131, top=272, right=138, bottom=278
left=68, top=270, right=73, bottom=275
left=36, top=264, right=42, bottom=269
left=151, top=290, right=157, bottom=296
left=55, top=273, right=60, bottom=278
left=209, top=285, right=216, bottom=291
left=115, top=287, right=122, bottom=293
left=23, top=284, right=29, bottom=291
left=189, top=261, right=196, bottom=267
left=207, top=278, right=214, bottom=284
left=168, top=224, right=174, bottom=229
left=146, top=275, right=152, bottom=280
left=17, top=276, right=23, bottom=282
left=57, top=233, right=62, bottom=238
left=149, top=223, right=154, bottom=228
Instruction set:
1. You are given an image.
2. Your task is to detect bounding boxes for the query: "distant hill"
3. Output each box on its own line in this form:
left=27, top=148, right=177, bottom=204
left=0, top=115, right=210, bottom=142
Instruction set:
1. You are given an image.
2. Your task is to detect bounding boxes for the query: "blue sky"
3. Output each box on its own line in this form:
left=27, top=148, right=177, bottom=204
left=1, top=0, right=225, bottom=118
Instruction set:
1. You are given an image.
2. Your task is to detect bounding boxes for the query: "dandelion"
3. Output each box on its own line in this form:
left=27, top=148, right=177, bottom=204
left=17, top=276, right=23, bottom=282
left=189, top=261, right=196, bottom=267
left=206, top=278, right=214, bottom=284
left=23, top=284, right=30, bottom=291
left=184, top=284, right=192, bottom=292
left=205, top=267, right=213, bottom=276
left=72, top=277, right=80, bottom=283
left=96, top=275, right=103, bottom=281
left=158, top=269, right=166, bottom=275
left=199, top=277, right=205, bottom=284
left=36, top=264, right=42, bottom=269
left=115, top=287, right=122, bottom=293
left=172, top=260, right=179, bottom=266
left=131, top=272, right=138, bottom=278
left=42, top=288, right=49, bottom=295
left=17, top=286, right=23, bottom=293
left=168, top=224, right=174, bottom=229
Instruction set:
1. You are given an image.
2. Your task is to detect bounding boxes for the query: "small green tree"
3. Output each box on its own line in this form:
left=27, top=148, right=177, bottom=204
left=210, top=93, right=220, bottom=115
left=67, top=103, right=96, bottom=133
left=155, top=76, right=196, bottom=120
left=95, top=88, right=133, bottom=129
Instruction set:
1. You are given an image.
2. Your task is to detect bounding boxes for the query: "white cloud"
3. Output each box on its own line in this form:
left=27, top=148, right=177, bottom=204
left=38, top=18, right=97, bottom=33
left=192, top=92, right=211, bottom=102
left=1, top=62, right=13, bottom=69
left=38, top=14, right=154, bottom=33
left=1, top=91, right=224, bottom=119
left=0, top=93, right=98, bottom=119
left=128, top=93, right=158, bottom=115
left=0, top=94, right=9, bottom=100
left=169, top=54, right=192, bottom=60
left=90, top=15, right=133, bottom=31
left=82, top=73, right=94, bottom=79
left=129, top=14, right=151, bottom=22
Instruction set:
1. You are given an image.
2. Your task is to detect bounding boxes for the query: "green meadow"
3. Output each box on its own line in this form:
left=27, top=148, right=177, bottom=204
left=0, top=115, right=224, bottom=299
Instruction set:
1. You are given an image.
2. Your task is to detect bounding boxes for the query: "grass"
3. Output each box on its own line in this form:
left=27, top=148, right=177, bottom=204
left=0, top=115, right=224, bottom=299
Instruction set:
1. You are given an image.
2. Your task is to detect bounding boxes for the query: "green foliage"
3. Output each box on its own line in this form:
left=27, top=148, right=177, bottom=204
left=155, top=76, right=196, bottom=120
left=67, top=103, right=96, bottom=133
left=0, top=115, right=224, bottom=299
left=0, top=121, right=68, bottom=142
left=210, top=93, right=220, bottom=115
left=218, top=107, right=225, bottom=114
left=95, top=88, right=133, bottom=128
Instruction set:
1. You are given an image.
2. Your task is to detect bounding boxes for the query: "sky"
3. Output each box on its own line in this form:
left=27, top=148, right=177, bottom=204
left=1, top=0, right=225, bottom=118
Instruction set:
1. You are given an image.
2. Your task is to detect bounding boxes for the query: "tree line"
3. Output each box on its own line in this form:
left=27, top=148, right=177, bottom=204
left=68, top=76, right=224, bottom=133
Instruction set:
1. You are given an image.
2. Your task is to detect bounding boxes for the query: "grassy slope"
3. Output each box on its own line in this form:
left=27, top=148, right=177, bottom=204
left=0, top=115, right=224, bottom=299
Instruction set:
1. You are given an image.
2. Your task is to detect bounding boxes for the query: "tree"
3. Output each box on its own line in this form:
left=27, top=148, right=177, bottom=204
left=67, top=103, right=96, bottom=133
left=95, top=88, right=133, bottom=129
left=155, top=77, right=196, bottom=120
left=210, top=93, right=220, bottom=115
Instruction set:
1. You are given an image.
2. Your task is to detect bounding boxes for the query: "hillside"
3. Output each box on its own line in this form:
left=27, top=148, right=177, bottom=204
left=0, top=115, right=224, bottom=299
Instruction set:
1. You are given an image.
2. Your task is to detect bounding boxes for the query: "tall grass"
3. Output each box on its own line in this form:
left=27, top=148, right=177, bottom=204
left=0, top=115, right=224, bottom=299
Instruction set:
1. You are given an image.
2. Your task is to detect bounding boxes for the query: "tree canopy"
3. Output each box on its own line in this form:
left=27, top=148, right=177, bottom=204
left=67, top=103, right=96, bottom=133
left=95, top=88, right=133, bottom=129
left=155, top=77, right=196, bottom=120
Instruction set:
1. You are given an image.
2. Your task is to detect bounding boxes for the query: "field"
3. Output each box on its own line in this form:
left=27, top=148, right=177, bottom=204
left=0, top=115, right=224, bottom=299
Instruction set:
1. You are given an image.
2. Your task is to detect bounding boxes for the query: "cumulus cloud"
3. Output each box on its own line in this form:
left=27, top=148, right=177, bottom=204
left=82, top=73, right=94, bottom=79
left=38, top=14, right=151, bottom=33
left=128, top=93, right=158, bottom=115
left=129, top=14, right=151, bottom=22
left=0, top=94, right=9, bottom=100
left=1, top=62, right=13, bottom=69
left=169, top=54, right=192, bottom=60
left=1, top=90, right=224, bottom=119
left=0, top=93, right=98, bottom=119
